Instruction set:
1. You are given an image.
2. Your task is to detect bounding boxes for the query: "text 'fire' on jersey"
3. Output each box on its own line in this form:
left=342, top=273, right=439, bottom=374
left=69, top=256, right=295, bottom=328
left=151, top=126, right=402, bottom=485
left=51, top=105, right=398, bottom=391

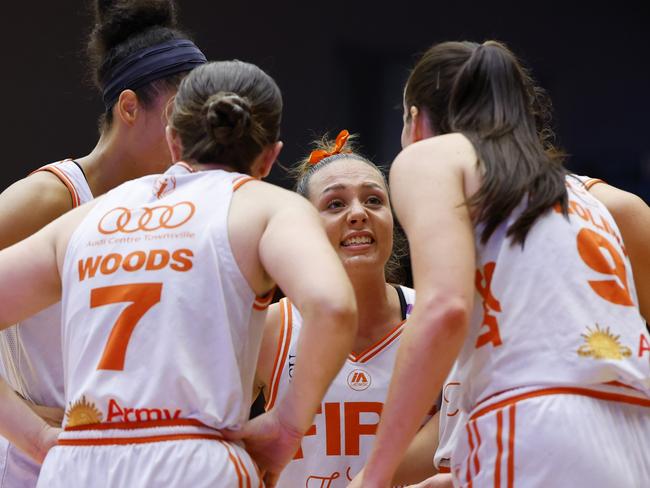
left=266, top=287, right=435, bottom=488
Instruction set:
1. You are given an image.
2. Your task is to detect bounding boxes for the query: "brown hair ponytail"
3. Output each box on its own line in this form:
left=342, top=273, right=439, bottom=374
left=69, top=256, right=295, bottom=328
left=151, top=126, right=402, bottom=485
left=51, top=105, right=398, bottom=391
left=406, top=40, right=568, bottom=245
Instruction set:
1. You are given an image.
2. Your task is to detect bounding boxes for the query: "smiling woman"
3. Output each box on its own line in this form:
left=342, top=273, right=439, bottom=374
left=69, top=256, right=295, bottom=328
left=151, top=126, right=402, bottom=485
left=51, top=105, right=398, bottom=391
left=254, top=130, right=438, bottom=487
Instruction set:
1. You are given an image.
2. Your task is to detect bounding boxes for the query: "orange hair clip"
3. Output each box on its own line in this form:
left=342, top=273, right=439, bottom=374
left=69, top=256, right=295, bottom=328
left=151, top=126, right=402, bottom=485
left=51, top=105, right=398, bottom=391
left=308, top=129, right=351, bottom=165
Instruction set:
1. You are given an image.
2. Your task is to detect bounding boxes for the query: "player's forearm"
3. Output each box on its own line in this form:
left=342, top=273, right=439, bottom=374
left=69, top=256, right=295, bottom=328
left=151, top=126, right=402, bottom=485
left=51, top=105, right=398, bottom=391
left=0, top=377, right=55, bottom=462
left=276, top=299, right=357, bottom=434
left=392, top=413, right=440, bottom=485
left=363, top=298, right=468, bottom=487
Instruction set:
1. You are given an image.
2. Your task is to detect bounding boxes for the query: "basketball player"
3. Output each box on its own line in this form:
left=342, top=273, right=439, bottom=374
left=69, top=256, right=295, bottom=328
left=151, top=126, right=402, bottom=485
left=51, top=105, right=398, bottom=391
left=255, top=130, right=437, bottom=487
left=0, top=59, right=358, bottom=487
left=355, top=40, right=650, bottom=487
left=0, top=1, right=206, bottom=485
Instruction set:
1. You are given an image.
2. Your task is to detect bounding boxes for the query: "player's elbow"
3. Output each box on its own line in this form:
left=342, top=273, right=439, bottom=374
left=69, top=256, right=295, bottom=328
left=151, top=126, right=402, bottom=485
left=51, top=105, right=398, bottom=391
left=303, top=292, right=358, bottom=338
left=417, top=291, right=471, bottom=344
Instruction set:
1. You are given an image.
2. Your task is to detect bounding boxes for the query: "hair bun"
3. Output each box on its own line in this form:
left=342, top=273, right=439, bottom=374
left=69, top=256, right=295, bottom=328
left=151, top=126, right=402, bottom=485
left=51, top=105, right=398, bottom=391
left=204, top=92, right=252, bottom=144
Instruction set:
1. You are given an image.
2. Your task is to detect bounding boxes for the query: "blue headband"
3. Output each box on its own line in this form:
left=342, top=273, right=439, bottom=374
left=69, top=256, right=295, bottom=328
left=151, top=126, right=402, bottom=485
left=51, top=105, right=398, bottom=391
left=101, top=39, right=207, bottom=110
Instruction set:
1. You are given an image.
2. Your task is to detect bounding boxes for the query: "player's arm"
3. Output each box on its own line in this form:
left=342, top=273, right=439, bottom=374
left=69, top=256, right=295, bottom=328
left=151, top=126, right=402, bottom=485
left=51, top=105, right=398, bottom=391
left=0, top=378, right=59, bottom=463
left=0, top=171, right=73, bottom=250
left=589, top=183, right=650, bottom=321
left=258, top=188, right=357, bottom=435
left=352, top=412, right=440, bottom=487
left=360, top=134, right=475, bottom=487
left=226, top=183, right=357, bottom=486
left=0, top=200, right=96, bottom=459
left=0, top=199, right=97, bottom=328
left=392, top=412, right=440, bottom=485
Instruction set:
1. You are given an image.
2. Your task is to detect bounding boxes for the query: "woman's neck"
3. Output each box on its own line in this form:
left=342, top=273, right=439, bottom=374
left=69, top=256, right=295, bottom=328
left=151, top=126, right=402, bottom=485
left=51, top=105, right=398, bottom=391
left=74, top=134, right=142, bottom=197
left=348, top=268, right=403, bottom=355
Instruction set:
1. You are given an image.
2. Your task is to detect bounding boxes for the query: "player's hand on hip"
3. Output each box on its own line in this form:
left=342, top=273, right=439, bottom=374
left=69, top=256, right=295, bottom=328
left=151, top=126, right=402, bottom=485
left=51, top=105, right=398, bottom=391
left=35, top=424, right=61, bottom=464
left=223, top=408, right=303, bottom=487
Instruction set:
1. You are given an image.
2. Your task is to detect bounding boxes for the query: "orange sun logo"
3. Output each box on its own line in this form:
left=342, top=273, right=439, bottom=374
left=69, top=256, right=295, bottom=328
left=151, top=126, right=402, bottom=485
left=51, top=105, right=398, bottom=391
left=65, top=396, right=103, bottom=427
left=577, top=324, right=632, bottom=360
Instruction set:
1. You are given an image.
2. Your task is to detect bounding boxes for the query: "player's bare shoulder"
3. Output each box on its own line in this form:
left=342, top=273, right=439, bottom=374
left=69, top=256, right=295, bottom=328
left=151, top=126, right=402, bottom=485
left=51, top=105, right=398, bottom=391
left=230, top=178, right=318, bottom=227
left=0, top=170, right=75, bottom=249
left=391, top=133, right=478, bottom=183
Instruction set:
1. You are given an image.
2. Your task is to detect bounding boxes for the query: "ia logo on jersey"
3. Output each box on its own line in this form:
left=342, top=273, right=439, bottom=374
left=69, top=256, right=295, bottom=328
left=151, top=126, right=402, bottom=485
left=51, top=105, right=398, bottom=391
left=347, top=369, right=371, bottom=391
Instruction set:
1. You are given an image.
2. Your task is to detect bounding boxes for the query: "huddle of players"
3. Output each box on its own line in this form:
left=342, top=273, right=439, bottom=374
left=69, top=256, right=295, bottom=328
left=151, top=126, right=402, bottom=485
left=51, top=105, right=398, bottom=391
left=0, top=1, right=649, bottom=487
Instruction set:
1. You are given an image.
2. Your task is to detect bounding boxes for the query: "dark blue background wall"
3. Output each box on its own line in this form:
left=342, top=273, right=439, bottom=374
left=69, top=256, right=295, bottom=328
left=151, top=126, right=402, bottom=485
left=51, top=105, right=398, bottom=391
left=1, top=1, right=647, bottom=200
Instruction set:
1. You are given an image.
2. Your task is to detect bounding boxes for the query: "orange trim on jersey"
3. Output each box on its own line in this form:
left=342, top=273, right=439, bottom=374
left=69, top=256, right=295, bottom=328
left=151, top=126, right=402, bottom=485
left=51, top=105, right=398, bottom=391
left=252, top=462, right=264, bottom=488
left=265, top=298, right=293, bottom=410
left=58, top=432, right=222, bottom=446
left=222, top=441, right=251, bottom=488
left=494, top=410, right=504, bottom=488
left=465, top=423, right=475, bottom=487
left=34, top=164, right=81, bottom=207
left=253, top=287, right=276, bottom=311
left=471, top=420, right=481, bottom=475
left=584, top=178, right=605, bottom=191
left=64, top=418, right=211, bottom=432
left=438, top=466, right=451, bottom=474
left=471, top=386, right=650, bottom=422
left=348, top=320, right=407, bottom=363
left=507, top=406, right=515, bottom=488
left=221, top=442, right=243, bottom=488
left=175, top=161, right=195, bottom=173
left=233, top=175, right=256, bottom=192
left=234, top=446, right=252, bottom=488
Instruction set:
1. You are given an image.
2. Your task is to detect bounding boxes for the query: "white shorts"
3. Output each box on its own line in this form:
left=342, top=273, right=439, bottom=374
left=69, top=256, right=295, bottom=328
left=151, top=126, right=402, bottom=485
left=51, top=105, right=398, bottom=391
left=451, top=385, right=650, bottom=488
left=0, top=436, right=39, bottom=488
left=37, top=437, right=262, bottom=488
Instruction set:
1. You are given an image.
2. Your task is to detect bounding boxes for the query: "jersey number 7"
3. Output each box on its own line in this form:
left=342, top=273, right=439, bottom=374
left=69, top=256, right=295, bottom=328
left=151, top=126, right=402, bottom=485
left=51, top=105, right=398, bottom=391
left=91, top=283, right=163, bottom=371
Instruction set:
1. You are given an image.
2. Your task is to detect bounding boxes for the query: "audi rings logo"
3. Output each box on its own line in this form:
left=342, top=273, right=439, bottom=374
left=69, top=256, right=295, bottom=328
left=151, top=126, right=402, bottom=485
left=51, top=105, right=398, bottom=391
left=98, top=201, right=196, bottom=234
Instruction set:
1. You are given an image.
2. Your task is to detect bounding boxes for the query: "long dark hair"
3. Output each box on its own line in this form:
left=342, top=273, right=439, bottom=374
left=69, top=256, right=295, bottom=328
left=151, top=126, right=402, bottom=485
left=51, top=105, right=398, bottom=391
left=405, top=40, right=567, bottom=245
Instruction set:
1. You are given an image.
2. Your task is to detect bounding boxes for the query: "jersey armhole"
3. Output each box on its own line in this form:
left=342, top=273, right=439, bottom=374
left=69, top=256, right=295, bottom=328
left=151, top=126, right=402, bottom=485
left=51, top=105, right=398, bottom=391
left=31, top=164, right=81, bottom=208
left=584, top=178, right=606, bottom=191
left=264, top=298, right=293, bottom=411
left=232, top=175, right=256, bottom=192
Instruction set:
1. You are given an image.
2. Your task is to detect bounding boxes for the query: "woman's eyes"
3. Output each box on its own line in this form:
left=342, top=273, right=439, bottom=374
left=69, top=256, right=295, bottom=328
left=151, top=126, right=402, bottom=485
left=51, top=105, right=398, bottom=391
left=326, top=200, right=345, bottom=210
left=366, top=196, right=383, bottom=205
left=324, top=195, right=384, bottom=210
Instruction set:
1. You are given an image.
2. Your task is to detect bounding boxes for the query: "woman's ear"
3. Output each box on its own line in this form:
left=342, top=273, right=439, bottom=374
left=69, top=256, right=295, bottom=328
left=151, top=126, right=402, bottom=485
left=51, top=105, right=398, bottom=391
left=165, top=125, right=183, bottom=162
left=114, top=90, right=139, bottom=127
left=257, top=141, right=283, bottom=178
left=411, top=105, right=436, bottom=142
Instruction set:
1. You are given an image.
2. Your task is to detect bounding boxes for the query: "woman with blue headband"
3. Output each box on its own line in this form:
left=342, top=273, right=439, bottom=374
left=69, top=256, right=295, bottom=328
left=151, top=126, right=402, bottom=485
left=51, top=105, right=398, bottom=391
left=0, top=1, right=205, bottom=485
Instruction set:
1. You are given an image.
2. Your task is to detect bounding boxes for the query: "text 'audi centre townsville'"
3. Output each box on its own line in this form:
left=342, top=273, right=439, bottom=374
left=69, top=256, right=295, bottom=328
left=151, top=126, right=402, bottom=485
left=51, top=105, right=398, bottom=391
left=77, top=202, right=198, bottom=282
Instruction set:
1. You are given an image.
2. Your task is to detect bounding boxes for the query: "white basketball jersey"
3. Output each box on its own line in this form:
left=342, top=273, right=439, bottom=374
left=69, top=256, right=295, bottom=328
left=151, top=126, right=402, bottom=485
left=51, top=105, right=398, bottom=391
left=455, top=174, right=650, bottom=413
left=58, top=163, right=272, bottom=440
left=267, top=287, right=427, bottom=487
left=434, top=361, right=465, bottom=472
left=0, top=159, right=93, bottom=406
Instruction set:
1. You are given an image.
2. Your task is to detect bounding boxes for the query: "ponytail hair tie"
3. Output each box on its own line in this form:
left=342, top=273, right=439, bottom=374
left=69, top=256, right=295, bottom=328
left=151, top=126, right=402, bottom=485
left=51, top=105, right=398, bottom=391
left=308, top=129, right=350, bottom=165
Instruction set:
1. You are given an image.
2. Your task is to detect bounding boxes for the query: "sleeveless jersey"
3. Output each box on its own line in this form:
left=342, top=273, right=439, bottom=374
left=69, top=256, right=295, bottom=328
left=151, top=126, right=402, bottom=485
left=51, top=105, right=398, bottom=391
left=266, top=287, right=426, bottom=487
left=455, top=174, right=650, bottom=413
left=58, top=163, right=272, bottom=441
left=434, top=361, right=464, bottom=473
left=0, top=159, right=93, bottom=406
left=0, top=160, right=92, bottom=487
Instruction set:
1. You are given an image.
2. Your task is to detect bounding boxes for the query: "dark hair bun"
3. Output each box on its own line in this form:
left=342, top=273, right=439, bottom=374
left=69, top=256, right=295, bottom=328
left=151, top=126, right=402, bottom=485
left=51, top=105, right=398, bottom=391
left=204, top=92, right=252, bottom=144
left=91, top=0, right=177, bottom=57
